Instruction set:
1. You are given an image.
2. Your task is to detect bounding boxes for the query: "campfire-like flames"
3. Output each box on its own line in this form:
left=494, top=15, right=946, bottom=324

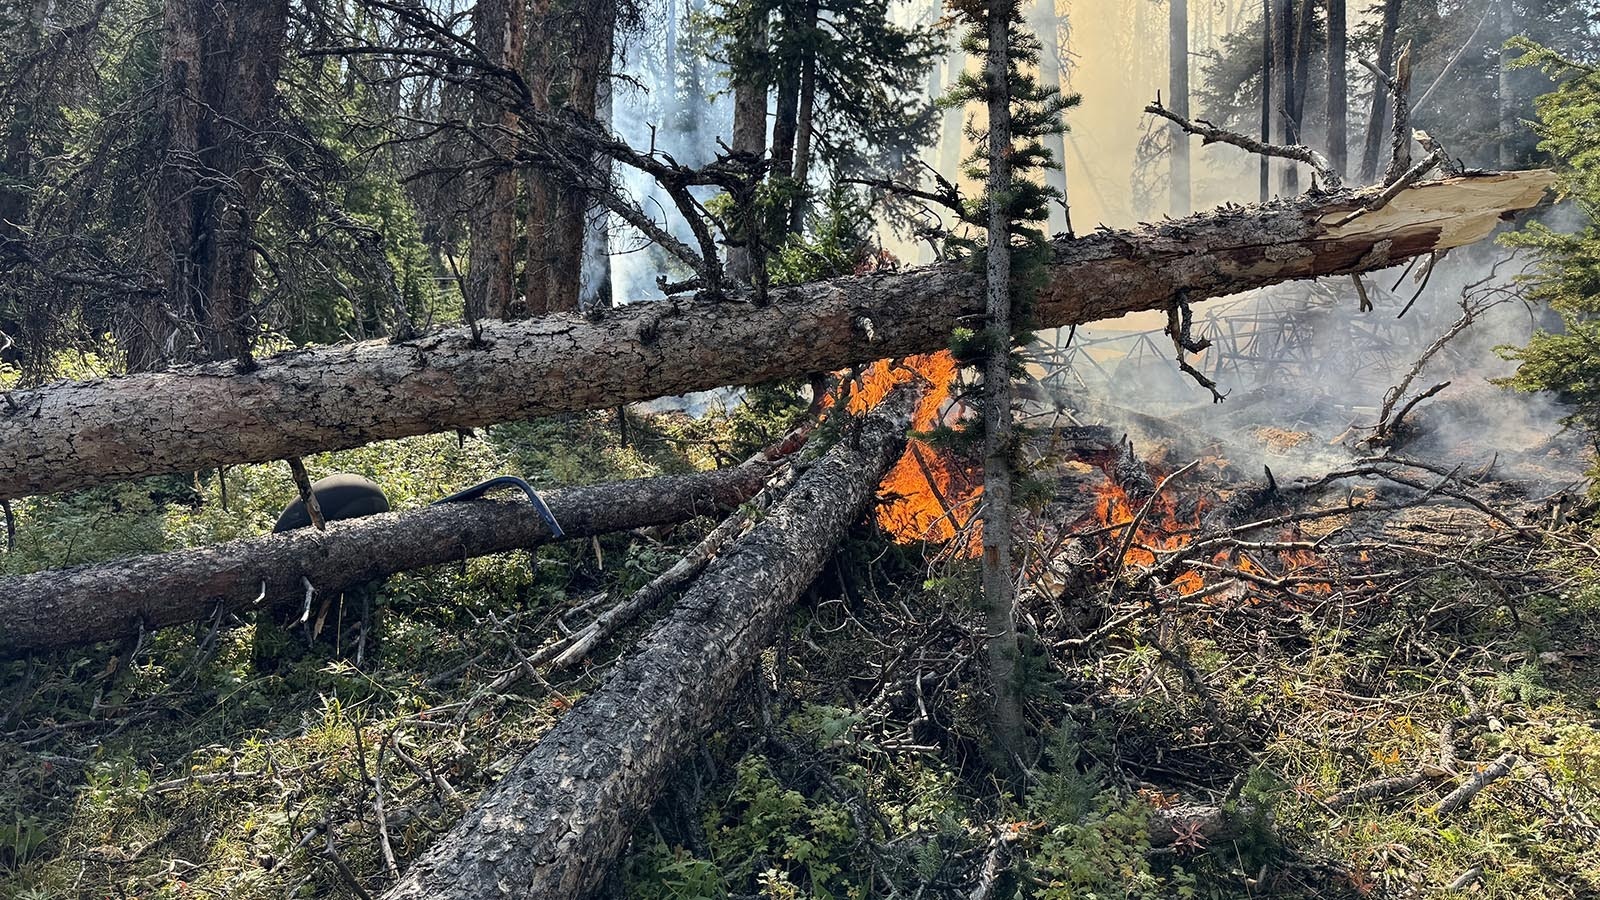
left=838, top=354, right=1336, bottom=596
left=837, top=352, right=985, bottom=555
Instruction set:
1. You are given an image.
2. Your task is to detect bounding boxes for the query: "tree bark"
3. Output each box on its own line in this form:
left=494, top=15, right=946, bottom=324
left=786, top=24, right=818, bottom=236
left=726, top=2, right=769, bottom=281
left=1360, top=0, right=1402, bottom=184
left=0, top=453, right=786, bottom=656
left=131, top=0, right=289, bottom=370
left=980, top=0, right=1026, bottom=767
left=1169, top=0, right=1191, bottom=215
left=379, top=384, right=918, bottom=900
left=523, top=0, right=617, bottom=315
left=1327, top=0, right=1348, bottom=177
left=0, top=170, right=1554, bottom=502
left=1259, top=0, right=1273, bottom=202
left=1273, top=0, right=1298, bottom=194
left=464, top=0, right=525, bottom=320
left=1497, top=0, right=1516, bottom=169
left=1032, top=0, right=1071, bottom=235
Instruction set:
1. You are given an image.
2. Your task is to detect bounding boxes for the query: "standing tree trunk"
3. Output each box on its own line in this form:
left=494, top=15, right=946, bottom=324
left=1497, top=0, right=1516, bottom=168
left=522, top=0, right=617, bottom=315
left=787, top=10, right=819, bottom=236
left=464, top=0, right=525, bottom=320
left=133, top=0, right=290, bottom=371
left=980, top=0, right=1026, bottom=768
left=726, top=3, right=769, bottom=283
left=1259, top=0, right=1273, bottom=201
left=1273, top=0, right=1298, bottom=194
left=1360, top=0, right=1402, bottom=183
left=1034, top=0, right=1071, bottom=234
left=1168, top=0, right=1191, bottom=215
left=1326, top=0, right=1348, bottom=177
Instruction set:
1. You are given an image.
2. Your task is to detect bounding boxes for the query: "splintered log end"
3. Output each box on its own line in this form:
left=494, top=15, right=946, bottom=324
left=1321, top=169, right=1558, bottom=249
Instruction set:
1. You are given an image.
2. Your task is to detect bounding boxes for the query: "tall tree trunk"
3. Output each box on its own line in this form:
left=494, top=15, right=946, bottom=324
left=523, top=0, right=617, bottom=315
left=981, top=0, right=1025, bottom=768
left=787, top=20, right=818, bottom=236
left=0, top=452, right=789, bottom=655
left=726, top=3, right=769, bottom=283
left=1327, top=0, right=1348, bottom=177
left=133, top=0, right=289, bottom=371
left=1033, top=0, right=1071, bottom=234
left=937, top=51, right=967, bottom=184
left=770, top=24, right=800, bottom=241
left=1260, top=0, right=1273, bottom=201
left=1273, top=0, right=1298, bottom=194
left=1169, top=0, right=1191, bottom=215
left=1498, top=0, right=1516, bottom=168
left=0, top=171, right=1554, bottom=502
left=1360, top=0, right=1402, bottom=183
left=380, top=385, right=919, bottom=900
left=464, top=0, right=524, bottom=320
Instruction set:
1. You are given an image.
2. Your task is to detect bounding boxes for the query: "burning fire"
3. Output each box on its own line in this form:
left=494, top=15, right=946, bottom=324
left=830, top=352, right=985, bottom=555
left=835, top=353, right=1336, bottom=598
left=1089, top=468, right=1332, bottom=601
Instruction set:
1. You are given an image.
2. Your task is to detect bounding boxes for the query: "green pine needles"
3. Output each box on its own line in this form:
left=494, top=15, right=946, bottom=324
left=941, top=0, right=1079, bottom=335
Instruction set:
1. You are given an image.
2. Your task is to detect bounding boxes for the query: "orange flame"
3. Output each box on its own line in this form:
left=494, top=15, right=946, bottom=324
left=828, top=352, right=985, bottom=555
left=1091, top=477, right=1206, bottom=593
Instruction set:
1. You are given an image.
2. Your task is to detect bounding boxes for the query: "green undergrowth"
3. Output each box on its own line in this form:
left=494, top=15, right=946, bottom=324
left=3, top=398, right=1600, bottom=899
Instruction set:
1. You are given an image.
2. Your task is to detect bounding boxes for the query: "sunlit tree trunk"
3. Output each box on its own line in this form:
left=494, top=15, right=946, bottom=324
left=1169, top=0, right=1191, bottom=215
left=726, top=3, right=769, bottom=283
left=981, top=0, right=1025, bottom=769
left=1498, top=0, right=1516, bottom=168
left=1034, top=0, right=1071, bottom=234
left=523, top=0, right=617, bottom=315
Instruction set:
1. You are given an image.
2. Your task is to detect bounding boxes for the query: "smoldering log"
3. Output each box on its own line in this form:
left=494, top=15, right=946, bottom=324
left=380, top=387, right=919, bottom=900
left=0, top=171, right=1555, bottom=503
left=0, top=455, right=780, bottom=656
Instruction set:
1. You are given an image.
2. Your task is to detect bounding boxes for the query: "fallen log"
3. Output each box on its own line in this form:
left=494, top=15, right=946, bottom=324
left=0, top=453, right=782, bottom=656
left=381, top=385, right=919, bottom=900
left=0, top=171, right=1554, bottom=502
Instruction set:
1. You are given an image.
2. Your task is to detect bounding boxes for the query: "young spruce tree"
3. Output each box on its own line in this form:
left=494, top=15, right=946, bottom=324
left=1499, top=40, right=1600, bottom=440
left=945, top=0, right=1076, bottom=770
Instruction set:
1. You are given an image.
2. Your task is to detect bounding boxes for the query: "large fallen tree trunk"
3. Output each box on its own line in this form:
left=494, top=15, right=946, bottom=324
left=381, top=386, right=919, bottom=900
left=0, top=171, right=1553, bottom=502
left=0, top=452, right=784, bottom=656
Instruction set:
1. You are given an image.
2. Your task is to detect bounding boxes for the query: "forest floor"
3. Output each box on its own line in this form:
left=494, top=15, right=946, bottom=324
left=3, top=399, right=1600, bottom=900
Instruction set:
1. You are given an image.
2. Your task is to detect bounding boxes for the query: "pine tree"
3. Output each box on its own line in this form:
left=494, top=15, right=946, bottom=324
left=1498, top=40, right=1600, bottom=437
left=944, top=0, right=1076, bottom=771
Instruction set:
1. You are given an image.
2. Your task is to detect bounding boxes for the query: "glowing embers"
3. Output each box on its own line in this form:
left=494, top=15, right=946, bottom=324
left=1090, top=475, right=1206, bottom=593
left=1088, top=463, right=1334, bottom=602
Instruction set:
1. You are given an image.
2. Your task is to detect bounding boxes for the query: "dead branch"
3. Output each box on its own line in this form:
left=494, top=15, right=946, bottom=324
left=1145, top=100, right=1343, bottom=190
left=1434, top=752, right=1519, bottom=815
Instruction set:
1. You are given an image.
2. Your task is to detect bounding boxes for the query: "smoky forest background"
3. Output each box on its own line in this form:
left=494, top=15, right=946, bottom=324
left=5, top=0, right=1600, bottom=897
